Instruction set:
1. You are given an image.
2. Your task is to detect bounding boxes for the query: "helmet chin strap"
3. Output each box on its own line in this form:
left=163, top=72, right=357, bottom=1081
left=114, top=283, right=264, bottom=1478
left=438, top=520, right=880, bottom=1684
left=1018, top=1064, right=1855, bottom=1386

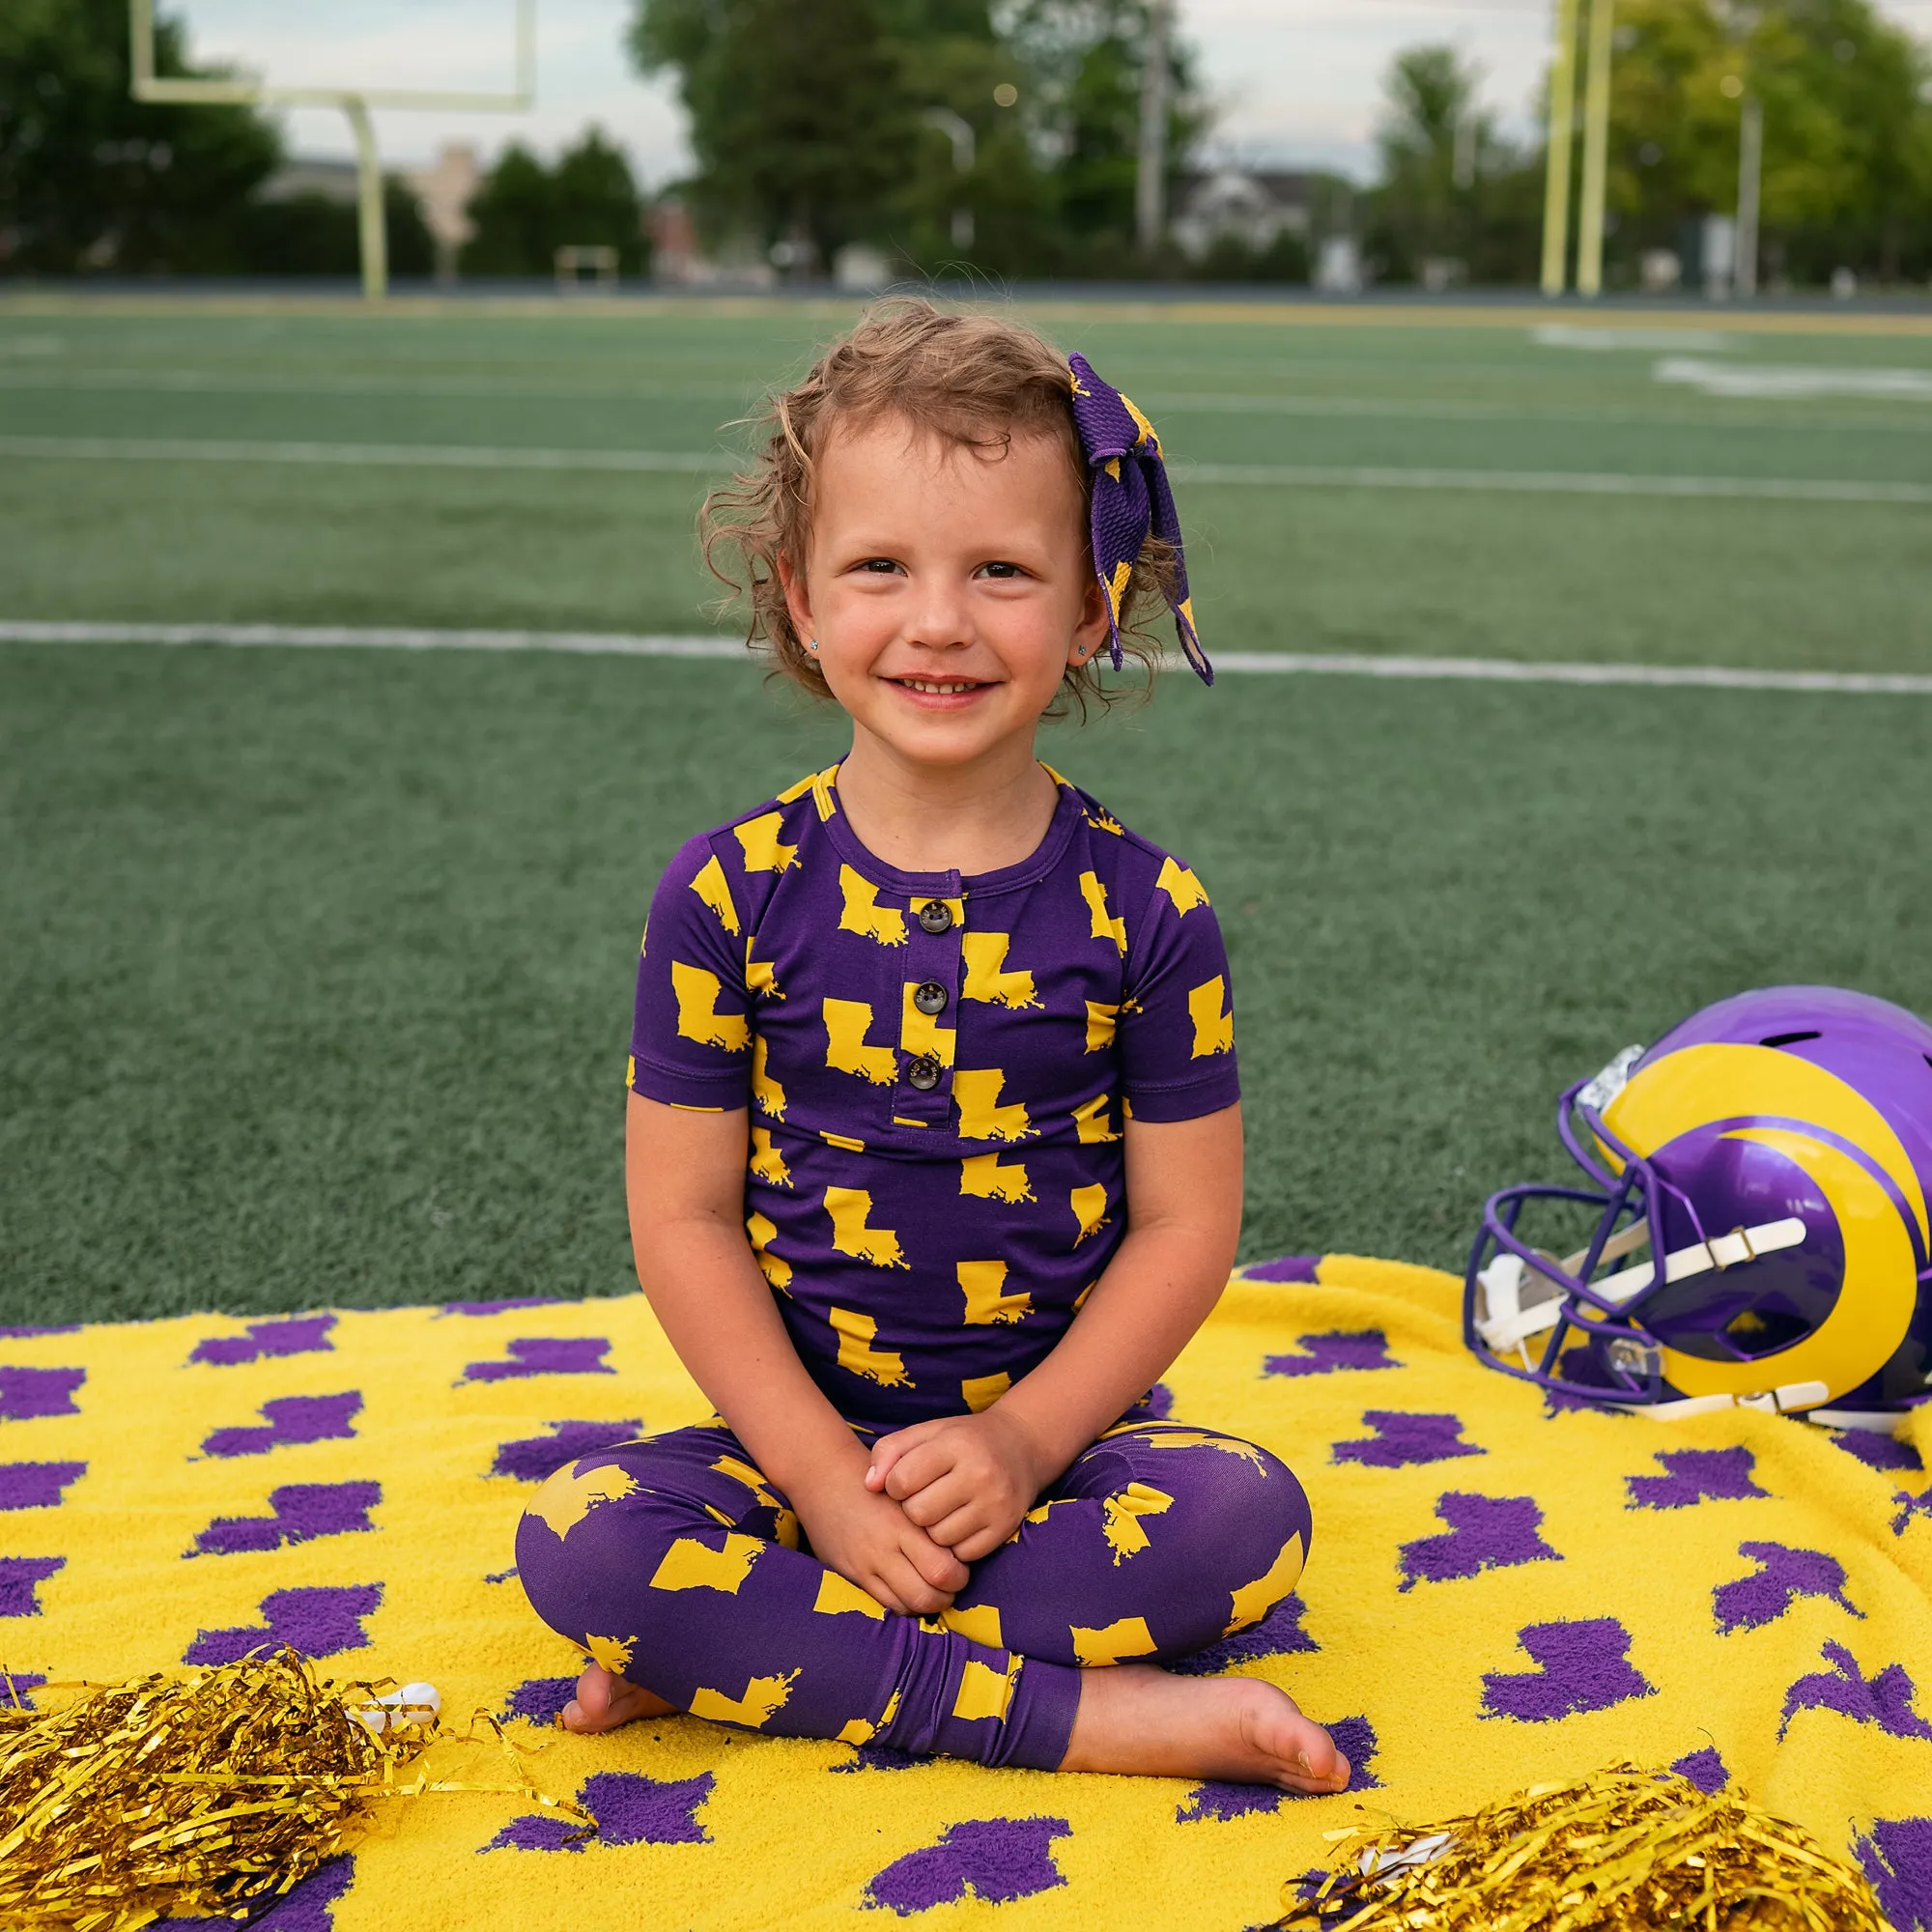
left=1632, top=1381, right=1830, bottom=1421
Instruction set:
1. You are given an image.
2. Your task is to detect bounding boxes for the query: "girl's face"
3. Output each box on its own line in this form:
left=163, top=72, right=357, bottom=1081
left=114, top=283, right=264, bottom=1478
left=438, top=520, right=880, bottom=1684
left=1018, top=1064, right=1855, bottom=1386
left=779, top=413, right=1113, bottom=774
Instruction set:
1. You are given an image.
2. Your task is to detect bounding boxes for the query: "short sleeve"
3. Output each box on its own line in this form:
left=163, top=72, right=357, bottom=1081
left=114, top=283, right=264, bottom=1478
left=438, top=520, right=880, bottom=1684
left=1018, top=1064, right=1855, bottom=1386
left=1115, top=857, right=1241, bottom=1123
left=628, top=834, right=753, bottom=1112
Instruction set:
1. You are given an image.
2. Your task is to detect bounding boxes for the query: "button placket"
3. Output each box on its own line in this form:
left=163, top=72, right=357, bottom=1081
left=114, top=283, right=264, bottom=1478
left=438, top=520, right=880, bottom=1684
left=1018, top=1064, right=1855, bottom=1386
left=895, top=887, right=964, bottom=1124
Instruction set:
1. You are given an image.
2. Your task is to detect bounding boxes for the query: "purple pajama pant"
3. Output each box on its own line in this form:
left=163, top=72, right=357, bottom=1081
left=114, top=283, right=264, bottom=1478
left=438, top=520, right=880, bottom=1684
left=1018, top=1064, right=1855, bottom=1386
left=515, top=1415, right=1314, bottom=1772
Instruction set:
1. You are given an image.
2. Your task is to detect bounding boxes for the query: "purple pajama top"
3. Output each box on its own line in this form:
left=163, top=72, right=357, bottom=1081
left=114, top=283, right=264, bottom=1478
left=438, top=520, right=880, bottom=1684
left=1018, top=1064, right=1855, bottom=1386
left=628, top=762, right=1240, bottom=1430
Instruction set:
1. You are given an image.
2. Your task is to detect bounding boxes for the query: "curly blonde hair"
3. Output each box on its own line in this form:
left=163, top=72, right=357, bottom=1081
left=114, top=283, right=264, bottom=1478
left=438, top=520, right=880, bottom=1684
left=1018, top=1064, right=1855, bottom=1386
left=699, top=298, right=1180, bottom=715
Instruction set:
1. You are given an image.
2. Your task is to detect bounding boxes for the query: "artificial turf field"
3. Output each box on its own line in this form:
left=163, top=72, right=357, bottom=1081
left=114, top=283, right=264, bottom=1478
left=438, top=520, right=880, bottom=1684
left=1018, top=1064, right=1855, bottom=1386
left=4, top=293, right=1931, bottom=1324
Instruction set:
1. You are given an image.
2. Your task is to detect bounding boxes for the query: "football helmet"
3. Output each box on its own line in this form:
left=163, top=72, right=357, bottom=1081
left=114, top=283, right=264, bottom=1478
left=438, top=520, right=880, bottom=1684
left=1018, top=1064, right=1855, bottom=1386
left=1466, top=986, right=1932, bottom=1427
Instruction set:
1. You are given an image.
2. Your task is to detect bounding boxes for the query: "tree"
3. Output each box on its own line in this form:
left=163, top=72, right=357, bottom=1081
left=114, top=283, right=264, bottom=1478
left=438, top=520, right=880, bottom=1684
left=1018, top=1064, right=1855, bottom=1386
left=1603, top=0, right=1932, bottom=285
left=629, top=0, right=915, bottom=269
left=462, top=130, right=645, bottom=277
left=1008, top=0, right=1209, bottom=273
left=1365, top=43, right=1542, bottom=285
left=237, top=181, right=435, bottom=280
left=0, top=0, right=280, bottom=273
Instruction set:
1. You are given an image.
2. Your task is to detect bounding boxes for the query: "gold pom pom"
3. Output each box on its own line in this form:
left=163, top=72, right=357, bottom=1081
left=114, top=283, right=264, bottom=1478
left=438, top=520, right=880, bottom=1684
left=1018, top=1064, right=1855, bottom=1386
left=1275, top=1763, right=1891, bottom=1931
left=0, top=1648, right=583, bottom=1930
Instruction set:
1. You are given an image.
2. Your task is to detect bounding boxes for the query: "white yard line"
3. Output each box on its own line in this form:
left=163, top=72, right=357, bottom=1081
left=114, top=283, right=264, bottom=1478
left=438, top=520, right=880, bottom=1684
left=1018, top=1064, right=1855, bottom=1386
left=0, top=435, right=727, bottom=474
left=8, top=620, right=1929, bottom=696
left=1170, top=459, right=1932, bottom=505
left=3, top=434, right=1930, bottom=504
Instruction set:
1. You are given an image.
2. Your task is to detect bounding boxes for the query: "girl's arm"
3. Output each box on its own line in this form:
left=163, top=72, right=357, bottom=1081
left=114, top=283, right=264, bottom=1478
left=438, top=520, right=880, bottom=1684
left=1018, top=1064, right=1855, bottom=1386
left=626, top=1090, right=969, bottom=1614
left=867, top=1103, right=1243, bottom=1559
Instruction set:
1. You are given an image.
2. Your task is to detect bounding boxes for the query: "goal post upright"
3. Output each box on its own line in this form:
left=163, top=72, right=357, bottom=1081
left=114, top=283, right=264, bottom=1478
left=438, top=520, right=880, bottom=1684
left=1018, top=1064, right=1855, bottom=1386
left=128, top=0, right=537, bottom=298
left=1540, top=0, right=1580, bottom=297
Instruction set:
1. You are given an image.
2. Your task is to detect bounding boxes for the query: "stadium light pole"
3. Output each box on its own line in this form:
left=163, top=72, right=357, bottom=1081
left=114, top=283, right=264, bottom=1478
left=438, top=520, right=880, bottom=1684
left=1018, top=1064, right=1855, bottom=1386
left=1575, top=0, right=1615, bottom=298
left=1735, top=95, right=1763, bottom=298
left=1540, top=0, right=1580, bottom=296
left=128, top=0, right=535, bottom=300
left=1136, top=0, right=1176, bottom=257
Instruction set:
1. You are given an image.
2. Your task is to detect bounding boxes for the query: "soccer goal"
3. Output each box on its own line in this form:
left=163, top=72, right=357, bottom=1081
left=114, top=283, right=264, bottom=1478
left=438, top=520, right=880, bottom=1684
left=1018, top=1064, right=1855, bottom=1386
left=128, top=0, right=536, bottom=299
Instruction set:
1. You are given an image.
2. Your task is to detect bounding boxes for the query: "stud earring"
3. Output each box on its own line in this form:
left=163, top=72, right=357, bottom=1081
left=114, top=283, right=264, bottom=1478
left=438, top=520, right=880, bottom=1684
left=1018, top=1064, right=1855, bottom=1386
left=806, top=638, right=819, bottom=654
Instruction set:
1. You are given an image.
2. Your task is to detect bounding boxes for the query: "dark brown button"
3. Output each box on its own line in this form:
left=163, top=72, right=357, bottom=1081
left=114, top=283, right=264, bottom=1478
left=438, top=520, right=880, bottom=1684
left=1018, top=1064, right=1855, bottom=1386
left=916, top=900, right=953, bottom=935
left=913, top=980, right=948, bottom=1016
left=906, top=1053, right=943, bottom=1092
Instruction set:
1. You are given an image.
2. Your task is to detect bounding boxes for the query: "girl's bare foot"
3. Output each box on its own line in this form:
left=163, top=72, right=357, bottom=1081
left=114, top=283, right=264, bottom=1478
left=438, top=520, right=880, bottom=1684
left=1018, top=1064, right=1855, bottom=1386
left=559, top=1662, right=679, bottom=1734
left=1059, top=1664, right=1350, bottom=1793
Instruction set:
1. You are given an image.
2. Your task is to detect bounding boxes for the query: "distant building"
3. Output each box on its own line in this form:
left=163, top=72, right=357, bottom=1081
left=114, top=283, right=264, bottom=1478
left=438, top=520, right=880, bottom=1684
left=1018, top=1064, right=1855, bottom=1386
left=1171, top=168, right=1312, bottom=263
left=404, top=145, right=480, bottom=284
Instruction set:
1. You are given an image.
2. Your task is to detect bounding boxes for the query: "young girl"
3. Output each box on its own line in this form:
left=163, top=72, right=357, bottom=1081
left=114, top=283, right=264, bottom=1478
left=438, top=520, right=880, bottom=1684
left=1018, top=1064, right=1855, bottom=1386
left=516, top=301, right=1348, bottom=1793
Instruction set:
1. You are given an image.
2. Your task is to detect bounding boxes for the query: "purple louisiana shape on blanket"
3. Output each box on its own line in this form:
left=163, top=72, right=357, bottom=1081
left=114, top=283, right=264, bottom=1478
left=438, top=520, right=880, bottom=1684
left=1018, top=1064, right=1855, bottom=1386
left=184, top=1583, right=381, bottom=1663
left=1627, top=1446, right=1768, bottom=1510
left=1167, top=1593, right=1318, bottom=1676
left=485, top=1772, right=715, bottom=1851
left=169, top=1854, right=355, bottom=1932
left=0, top=1671, right=48, bottom=1709
left=867, top=1817, right=1070, bottom=1915
left=1859, top=1817, right=1932, bottom=1932
left=584, top=1770, right=714, bottom=1845
left=1399, top=1492, right=1560, bottom=1591
left=441, top=1297, right=553, bottom=1317
left=0, top=1463, right=85, bottom=1511
left=1482, top=1617, right=1656, bottom=1723
left=502, top=1675, right=577, bottom=1725
left=1243, top=1255, right=1320, bottom=1284
left=1714, top=1541, right=1861, bottom=1634
left=1333, top=1410, right=1483, bottom=1469
left=190, top=1316, right=336, bottom=1368
left=1779, top=1640, right=1932, bottom=1743
left=1835, top=1431, right=1923, bottom=1474
left=0, top=1556, right=65, bottom=1616
left=1894, top=1486, right=1932, bottom=1537
left=1671, top=1747, right=1730, bottom=1795
left=1265, top=1330, right=1398, bottom=1378
left=486, top=1814, right=584, bottom=1853
left=462, top=1337, right=612, bottom=1383
left=202, top=1393, right=362, bottom=1460
left=191, top=1482, right=380, bottom=1557
left=492, top=1418, right=642, bottom=1484
left=0, top=1367, right=84, bottom=1421
left=1175, top=1716, right=1380, bottom=1821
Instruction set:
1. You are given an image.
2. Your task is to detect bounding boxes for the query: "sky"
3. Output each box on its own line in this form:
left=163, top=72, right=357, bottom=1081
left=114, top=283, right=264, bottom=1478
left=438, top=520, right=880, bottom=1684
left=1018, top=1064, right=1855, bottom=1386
left=181, top=0, right=1932, bottom=186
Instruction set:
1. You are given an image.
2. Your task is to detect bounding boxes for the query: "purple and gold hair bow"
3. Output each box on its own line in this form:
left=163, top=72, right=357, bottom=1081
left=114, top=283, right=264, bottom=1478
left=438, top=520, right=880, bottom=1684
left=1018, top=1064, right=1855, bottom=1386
left=1067, top=352, right=1210, bottom=685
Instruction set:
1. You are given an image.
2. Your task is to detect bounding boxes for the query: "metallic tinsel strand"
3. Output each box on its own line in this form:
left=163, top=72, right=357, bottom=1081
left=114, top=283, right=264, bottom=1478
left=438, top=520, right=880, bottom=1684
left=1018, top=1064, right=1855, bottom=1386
left=1274, top=1763, right=1891, bottom=1932
left=0, top=1648, right=587, bottom=1931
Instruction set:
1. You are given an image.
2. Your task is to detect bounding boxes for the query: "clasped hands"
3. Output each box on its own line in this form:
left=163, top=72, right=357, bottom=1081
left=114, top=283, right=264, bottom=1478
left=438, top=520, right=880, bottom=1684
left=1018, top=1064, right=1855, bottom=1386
left=794, top=1406, right=1050, bottom=1619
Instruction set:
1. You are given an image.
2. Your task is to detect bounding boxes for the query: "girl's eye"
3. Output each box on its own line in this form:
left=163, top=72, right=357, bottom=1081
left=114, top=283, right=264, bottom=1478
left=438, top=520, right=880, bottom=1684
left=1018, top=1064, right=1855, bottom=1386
left=977, top=561, right=1025, bottom=580
left=856, top=557, right=902, bottom=575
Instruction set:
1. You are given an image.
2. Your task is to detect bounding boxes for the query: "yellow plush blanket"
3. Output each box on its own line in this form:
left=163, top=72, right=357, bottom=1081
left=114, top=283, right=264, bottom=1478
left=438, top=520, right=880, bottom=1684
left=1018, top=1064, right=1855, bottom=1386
left=6, top=1256, right=1930, bottom=1931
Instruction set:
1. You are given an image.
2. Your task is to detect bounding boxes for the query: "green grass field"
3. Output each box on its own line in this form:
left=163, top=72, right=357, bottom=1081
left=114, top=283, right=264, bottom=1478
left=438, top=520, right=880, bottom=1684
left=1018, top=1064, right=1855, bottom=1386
left=5, top=294, right=1931, bottom=1323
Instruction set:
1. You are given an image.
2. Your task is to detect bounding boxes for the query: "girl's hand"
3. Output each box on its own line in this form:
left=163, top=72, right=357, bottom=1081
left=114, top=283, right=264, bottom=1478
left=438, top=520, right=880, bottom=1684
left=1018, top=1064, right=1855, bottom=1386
left=866, top=1408, right=1047, bottom=1563
left=790, top=1471, right=971, bottom=1617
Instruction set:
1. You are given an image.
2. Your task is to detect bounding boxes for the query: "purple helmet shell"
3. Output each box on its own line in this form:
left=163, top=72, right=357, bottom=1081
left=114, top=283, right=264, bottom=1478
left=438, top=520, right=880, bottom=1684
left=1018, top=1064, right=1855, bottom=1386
left=1465, top=986, right=1932, bottom=1422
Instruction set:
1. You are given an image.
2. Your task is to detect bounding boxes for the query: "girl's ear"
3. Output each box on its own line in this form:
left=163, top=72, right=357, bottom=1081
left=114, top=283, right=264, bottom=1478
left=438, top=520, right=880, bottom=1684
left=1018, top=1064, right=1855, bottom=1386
left=776, top=549, right=815, bottom=647
left=1068, top=569, right=1112, bottom=668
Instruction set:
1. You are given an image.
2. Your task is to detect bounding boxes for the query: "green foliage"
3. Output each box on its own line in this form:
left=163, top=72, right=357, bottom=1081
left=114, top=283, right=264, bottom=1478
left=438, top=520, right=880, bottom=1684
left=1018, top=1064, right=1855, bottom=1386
left=631, top=0, right=915, bottom=268
left=0, top=0, right=280, bottom=273
left=462, top=129, right=647, bottom=277
left=237, top=182, right=434, bottom=280
left=1605, top=0, right=1932, bottom=284
left=628, top=0, right=1207, bottom=276
left=1364, top=43, right=1544, bottom=286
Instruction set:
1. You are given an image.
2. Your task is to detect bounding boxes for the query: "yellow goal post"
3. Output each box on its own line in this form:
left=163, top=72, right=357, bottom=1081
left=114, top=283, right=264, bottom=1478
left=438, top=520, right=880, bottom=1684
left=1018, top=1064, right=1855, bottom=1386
left=128, top=0, right=536, bottom=298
